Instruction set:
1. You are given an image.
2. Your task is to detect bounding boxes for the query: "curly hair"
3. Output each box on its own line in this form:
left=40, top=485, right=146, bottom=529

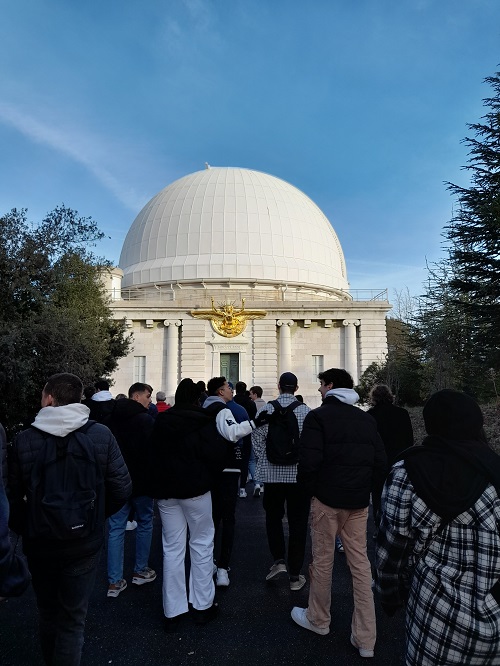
left=369, top=384, right=394, bottom=406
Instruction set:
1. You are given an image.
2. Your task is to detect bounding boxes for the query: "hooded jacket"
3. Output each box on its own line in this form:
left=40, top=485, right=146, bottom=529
left=298, top=389, right=387, bottom=509
left=8, top=403, right=131, bottom=559
left=148, top=405, right=229, bottom=499
left=376, top=391, right=500, bottom=666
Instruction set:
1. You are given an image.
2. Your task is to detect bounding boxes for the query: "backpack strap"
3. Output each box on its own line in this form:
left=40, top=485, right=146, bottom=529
left=269, top=400, right=301, bottom=415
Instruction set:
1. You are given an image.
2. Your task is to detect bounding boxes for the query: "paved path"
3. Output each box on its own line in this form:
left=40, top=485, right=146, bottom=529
left=1, top=489, right=406, bottom=665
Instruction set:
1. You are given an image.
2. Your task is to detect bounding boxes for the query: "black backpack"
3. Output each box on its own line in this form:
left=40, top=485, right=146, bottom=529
left=27, top=421, right=105, bottom=540
left=265, top=400, right=302, bottom=465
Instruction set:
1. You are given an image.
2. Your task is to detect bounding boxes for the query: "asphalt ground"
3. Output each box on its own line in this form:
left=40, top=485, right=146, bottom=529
left=1, top=486, right=406, bottom=665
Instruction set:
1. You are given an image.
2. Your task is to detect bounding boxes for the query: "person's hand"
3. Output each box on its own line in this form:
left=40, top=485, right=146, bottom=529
left=253, top=411, right=269, bottom=428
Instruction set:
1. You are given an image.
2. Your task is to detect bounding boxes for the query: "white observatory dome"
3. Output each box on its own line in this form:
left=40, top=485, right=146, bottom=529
left=119, top=167, right=348, bottom=292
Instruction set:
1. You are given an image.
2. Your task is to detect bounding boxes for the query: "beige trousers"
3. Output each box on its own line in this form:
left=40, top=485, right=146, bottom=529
left=306, top=498, right=376, bottom=651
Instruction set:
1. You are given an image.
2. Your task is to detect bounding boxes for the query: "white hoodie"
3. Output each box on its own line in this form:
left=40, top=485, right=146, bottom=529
left=91, top=390, right=113, bottom=402
left=324, top=388, right=360, bottom=405
left=32, top=403, right=90, bottom=438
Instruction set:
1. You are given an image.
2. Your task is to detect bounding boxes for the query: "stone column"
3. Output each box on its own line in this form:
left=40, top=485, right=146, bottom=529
left=163, top=320, right=182, bottom=396
left=343, top=319, right=360, bottom=384
left=277, top=320, right=294, bottom=374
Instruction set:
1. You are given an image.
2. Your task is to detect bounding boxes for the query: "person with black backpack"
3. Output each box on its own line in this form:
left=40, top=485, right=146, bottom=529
left=8, top=373, right=131, bottom=666
left=251, top=372, right=311, bottom=591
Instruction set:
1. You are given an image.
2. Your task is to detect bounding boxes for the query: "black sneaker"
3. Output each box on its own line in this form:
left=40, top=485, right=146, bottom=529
left=194, top=603, right=219, bottom=626
left=164, top=615, right=182, bottom=633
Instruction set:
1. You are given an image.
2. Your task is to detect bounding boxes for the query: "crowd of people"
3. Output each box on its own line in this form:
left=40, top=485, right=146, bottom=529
left=1, top=368, right=500, bottom=665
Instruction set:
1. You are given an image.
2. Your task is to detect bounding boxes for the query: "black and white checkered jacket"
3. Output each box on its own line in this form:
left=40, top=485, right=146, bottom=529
left=376, top=460, right=500, bottom=665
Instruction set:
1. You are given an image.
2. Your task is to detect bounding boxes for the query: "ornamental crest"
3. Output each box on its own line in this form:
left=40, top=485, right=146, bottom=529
left=190, top=298, right=266, bottom=338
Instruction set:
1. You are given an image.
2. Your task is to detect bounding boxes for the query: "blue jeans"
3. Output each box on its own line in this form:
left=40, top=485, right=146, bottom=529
left=107, top=496, right=154, bottom=584
left=29, top=550, right=100, bottom=666
left=248, top=445, right=258, bottom=483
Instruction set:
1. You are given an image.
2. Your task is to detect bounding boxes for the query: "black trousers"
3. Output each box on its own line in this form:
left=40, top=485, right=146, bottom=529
left=211, top=472, right=240, bottom=570
left=262, top=483, right=310, bottom=576
left=28, top=548, right=101, bottom=666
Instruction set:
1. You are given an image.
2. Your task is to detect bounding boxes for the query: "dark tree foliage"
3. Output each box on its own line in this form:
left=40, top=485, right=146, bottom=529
left=0, top=206, right=131, bottom=436
left=356, top=317, right=423, bottom=406
left=444, top=70, right=500, bottom=373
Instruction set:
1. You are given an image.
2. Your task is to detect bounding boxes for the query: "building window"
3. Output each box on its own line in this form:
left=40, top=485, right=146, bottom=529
left=312, top=355, right=324, bottom=382
left=220, top=353, right=239, bottom=386
left=134, top=356, right=146, bottom=383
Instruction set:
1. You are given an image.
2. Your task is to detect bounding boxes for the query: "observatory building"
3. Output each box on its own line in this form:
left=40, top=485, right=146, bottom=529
left=107, top=166, right=390, bottom=406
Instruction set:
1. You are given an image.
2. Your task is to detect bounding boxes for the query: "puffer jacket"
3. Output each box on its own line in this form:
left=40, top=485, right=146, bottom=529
left=298, top=395, right=387, bottom=509
left=8, top=405, right=131, bottom=560
left=148, top=405, right=228, bottom=499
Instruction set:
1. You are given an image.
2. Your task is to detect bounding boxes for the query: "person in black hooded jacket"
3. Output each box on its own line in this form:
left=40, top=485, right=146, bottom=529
left=149, top=378, right=229, bottom=628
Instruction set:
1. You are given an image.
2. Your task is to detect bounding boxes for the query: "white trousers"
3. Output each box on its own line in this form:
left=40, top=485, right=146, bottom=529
left=157, top=493, right=215, bottom=617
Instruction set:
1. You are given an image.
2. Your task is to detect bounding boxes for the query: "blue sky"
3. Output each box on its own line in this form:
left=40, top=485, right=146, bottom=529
left=1, top=0, right=499, bottom=299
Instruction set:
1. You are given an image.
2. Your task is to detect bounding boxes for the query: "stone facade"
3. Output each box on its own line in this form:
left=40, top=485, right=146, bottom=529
left=109, top=286, right=389, bottom=408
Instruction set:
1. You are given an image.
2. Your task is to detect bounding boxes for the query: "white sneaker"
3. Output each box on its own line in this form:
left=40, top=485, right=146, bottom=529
left=291, top=607, right=329, bottom=635
left=126, top=520, right=137, bottom=531
left=350, top=635, right=374, bottom=658
left=253, top=484, right=262, bottom=497
left=239, top=488, right=247, bottom=498
left=216, top=568, right=230, bottom=587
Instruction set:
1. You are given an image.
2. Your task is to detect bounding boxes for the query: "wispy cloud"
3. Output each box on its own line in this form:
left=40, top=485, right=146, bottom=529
left=0, top=101, right=145, bottom=211
left=160, top=0, right=222, bottom=56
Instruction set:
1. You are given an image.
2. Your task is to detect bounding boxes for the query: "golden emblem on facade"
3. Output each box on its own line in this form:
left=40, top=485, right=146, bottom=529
left=190, top=298, right=266, bottom=338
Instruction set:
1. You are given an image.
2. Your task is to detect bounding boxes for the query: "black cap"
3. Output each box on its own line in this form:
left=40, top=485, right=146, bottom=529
left=279, top=372, right=298, bottom=390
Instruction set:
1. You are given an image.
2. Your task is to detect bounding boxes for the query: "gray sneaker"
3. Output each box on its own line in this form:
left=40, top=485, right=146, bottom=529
left=107, top=579, right=127, bottom=598
left=132, top=567, right=156, bottom=585
left=266, top=561, right=287, bottom=581
left=289, top=575, right=306, bottom=591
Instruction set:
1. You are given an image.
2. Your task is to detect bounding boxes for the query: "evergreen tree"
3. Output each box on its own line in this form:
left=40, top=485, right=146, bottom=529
left=356, top=316, right=423, bottom=406
left=0, top=206, right=131, bottom=435
left=444, top=69, right=500, bottom=373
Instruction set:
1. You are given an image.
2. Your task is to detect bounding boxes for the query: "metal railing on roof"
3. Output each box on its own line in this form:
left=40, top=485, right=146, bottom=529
left=107, top=286, right=388, bottom=304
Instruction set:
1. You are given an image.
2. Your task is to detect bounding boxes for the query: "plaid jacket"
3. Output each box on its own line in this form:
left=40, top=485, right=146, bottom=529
left=376, top=461, right=500, bottom=665
left=251, top=394, right=310, bottom=483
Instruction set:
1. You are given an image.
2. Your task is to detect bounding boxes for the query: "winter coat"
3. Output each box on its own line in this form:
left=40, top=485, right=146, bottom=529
left=376, top=435, right=500, bottom=665
left=298, top=395, right=387, bottom=509
left=233, top=392, right=257, bottom=419
left=0, top=465, right=30, bottom=597
left=147, top=405, right=229, bottom=499
left=88, top=397, right=116, bottom=424
left=8, top=403, right=131, bottom=560
left=367, top=403, right=414, bottom=464
left=103, top=398, right=154, bottom=496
